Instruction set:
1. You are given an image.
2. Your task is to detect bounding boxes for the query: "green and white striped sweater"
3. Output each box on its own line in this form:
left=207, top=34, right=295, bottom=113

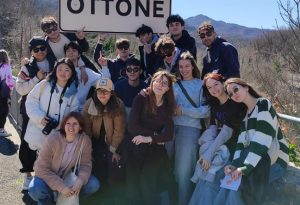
left=232, top=98, right=289, bottom=176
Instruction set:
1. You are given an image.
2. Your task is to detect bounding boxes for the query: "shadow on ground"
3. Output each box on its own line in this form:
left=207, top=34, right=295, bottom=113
left=0, top=137, right=18, bottom=155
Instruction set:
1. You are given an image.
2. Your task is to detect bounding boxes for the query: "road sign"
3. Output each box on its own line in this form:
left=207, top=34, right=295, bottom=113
left=59, top=0, right=172, bottom=33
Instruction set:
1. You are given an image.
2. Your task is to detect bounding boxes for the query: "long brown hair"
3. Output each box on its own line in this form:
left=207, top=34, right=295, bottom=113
left=146, top=70, right=176, bottom=117
left=0, top=49, right=9, bottom=64
left=177, top=51, right=201, bottom=79
left=92, top=90, right=123, bottom=117
left=224, top=78, right=262, bottom=98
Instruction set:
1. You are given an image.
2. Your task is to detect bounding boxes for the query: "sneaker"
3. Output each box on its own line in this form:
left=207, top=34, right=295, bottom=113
left=0, top=129, right=12, bottom=137
left=22, top=175, right=33, bottom=191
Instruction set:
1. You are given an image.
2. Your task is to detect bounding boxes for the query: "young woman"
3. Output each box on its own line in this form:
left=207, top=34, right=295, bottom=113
left=0, top=49, right=14, bottom=137
left=16, top=36, right=50, bottom=190
left=28, top=112, right=100, bottom=204
left=170, top=51, right=209, bottom=205
left=82, top=77, right=126, bottom=187
left=189, top=73, right=246, bottom=205
left=25, top=58, right=79, bottom=151
left=213, top=78, right=289, bottom=205
left=126, top=70, right=176, bottom=205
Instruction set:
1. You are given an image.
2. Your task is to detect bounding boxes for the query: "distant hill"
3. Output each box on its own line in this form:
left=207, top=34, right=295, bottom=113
left=185, top=14, right=269, bottom=40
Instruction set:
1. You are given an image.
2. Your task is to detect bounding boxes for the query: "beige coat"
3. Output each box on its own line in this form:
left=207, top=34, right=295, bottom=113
left=34, top=131, right=92, bottom=193
left=82, top=98, right=126, bottom=153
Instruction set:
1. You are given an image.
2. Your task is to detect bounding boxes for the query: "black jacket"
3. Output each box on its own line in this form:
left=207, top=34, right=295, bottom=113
left=138, top=34, right=161, bottom=78
left=201, top=37, right=240, bottom=79
left=94, top=43, right=135, bottom=83
left=172, top=30, right=197, bottom=59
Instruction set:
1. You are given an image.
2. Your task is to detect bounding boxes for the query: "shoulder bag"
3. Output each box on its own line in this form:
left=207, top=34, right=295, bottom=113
left=177, top=80, right=206, bottom=133
left=56, top=138, right=85, bottom=205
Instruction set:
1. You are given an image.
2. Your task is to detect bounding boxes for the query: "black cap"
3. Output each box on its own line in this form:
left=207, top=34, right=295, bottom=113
left=28, top=36, right=46, bottom=50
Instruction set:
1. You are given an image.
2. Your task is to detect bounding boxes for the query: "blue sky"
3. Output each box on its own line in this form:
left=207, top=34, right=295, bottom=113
left=171, top=0, right=287, bottom=29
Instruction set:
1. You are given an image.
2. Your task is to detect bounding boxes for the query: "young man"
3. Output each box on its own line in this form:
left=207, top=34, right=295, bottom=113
left=16, top=36, right=50, bottom=190
left=135, top=24, right=160, bottom=77
left=154, top=36, right=182, bottom=74
left=94, top=37, right=135, bottom=83
left=40, top=16, right=97, bottom=72
left=166, top=14, right=197, bottom=59
left=64, top=42, right=104, bottom=111
left=114, top=58, right=147, bottom=117
left=199, top=21, right=240, bottom=79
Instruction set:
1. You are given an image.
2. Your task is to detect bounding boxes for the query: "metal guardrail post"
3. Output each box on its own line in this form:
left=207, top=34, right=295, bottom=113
left=277, top=113, right=300, bottom=124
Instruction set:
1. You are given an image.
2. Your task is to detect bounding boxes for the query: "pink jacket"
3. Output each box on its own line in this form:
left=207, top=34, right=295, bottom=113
left=34, top=131, right=92, bottom=192
left=0, top=63, right=14, bottom=90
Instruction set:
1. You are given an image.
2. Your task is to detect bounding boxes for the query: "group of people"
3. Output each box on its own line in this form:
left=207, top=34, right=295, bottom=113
left=0, top=13, right=290, bottom=205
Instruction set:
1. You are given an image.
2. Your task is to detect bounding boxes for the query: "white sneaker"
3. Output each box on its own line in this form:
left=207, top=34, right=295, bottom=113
left=0, top=129, right=12, bottom=137
left=22, top=175, right=33, bottom=190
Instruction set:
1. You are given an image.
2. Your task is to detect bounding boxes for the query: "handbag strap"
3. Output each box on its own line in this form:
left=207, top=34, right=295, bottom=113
left=74, top=136, right=85, bottom=174
left=177, top=80, right=197, bottom=108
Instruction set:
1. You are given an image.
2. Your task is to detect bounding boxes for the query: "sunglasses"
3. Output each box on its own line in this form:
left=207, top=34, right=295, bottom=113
left=117, top=45, right=129, bottom=50
left=44, top=25, right=58, bottom=34
left=199, top=30, right=213, bottom=39
left=97, top=89, right=111, bottom=95
left=126, top=66, right=140, bottom=73
left=161, top=51, right=174, bottom=58
left=32, top=46, right=46, bottom=53
left=228, top=86, right=240, bottom=98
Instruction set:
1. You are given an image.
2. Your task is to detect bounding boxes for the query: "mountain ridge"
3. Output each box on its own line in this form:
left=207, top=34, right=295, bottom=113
left=184, top=14, right=269, bottom=40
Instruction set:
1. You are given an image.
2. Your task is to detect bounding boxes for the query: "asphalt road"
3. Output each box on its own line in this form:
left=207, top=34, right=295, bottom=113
left=0, top=117, right=27, bottom=205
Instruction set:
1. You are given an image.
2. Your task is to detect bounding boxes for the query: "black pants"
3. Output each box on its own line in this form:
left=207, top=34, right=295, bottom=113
left=126, top=143, right=175, bottom=205
left=19, top=113, right=37, bottom=173
left=239, top=149, right=271, bottom=205
left=0, top=97, right=9, bottom=128
left=92, top=138, right=125, bottom=187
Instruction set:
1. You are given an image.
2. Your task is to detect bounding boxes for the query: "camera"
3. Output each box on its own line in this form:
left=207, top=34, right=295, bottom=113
left=42, top=117, right=59, bottom=135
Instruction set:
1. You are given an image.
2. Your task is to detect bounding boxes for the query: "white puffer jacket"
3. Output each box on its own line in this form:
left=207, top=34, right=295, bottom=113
left=24, top=80, right=79, bottom=150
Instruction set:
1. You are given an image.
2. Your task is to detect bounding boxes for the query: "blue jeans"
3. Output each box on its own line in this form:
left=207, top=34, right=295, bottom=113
left=166, top=125, right=200, bottom=205
left=269, top=163, right=285, bottom=183
left=189, top=167, right=225, bottom=205
left=214, top=188, right=245, bottom=205
left=28, top=176, right=100, bottom=205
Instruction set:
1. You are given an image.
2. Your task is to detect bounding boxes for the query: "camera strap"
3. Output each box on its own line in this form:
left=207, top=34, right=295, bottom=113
left=46, top=84, right=68, bottom=124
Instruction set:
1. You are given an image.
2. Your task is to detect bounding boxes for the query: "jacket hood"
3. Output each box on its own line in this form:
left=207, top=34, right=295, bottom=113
left=212, top=36, right=228, bottom=45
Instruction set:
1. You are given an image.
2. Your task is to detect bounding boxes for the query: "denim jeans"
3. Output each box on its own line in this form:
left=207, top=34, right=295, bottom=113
left=269, top=163, right=285, bottom=183
left=166, top=125, right=200, bottom=205
left=28, top=176, right=100, bottom=205
left=214, top=188, right=245, bottom=205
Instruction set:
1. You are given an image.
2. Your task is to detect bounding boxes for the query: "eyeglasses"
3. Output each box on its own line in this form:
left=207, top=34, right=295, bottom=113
left=32, top=46, right=46, bottom=53
left=97, top=89, right=111, bottom=95
left=117, top=45, right=129, bottom=50
left=126, top=66, right=140, bottom=73
left=161, top=51, right=174, bottom=58
left=44, top=25, right=58, bottom=34
left=199, top=30, right=213, bottom=39
left=228, top=86, right=240, bottom=98
left=154, top=79, right=169, bottom=87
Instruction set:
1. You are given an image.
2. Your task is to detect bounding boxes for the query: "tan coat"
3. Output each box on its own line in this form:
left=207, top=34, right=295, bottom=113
left=82, top=98, right=126, bottom=153
left=34, top=132, right=92, bottom=193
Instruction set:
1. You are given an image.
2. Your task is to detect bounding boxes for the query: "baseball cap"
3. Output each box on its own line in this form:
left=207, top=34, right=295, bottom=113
left=96, top=78, right=114, bottom=91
